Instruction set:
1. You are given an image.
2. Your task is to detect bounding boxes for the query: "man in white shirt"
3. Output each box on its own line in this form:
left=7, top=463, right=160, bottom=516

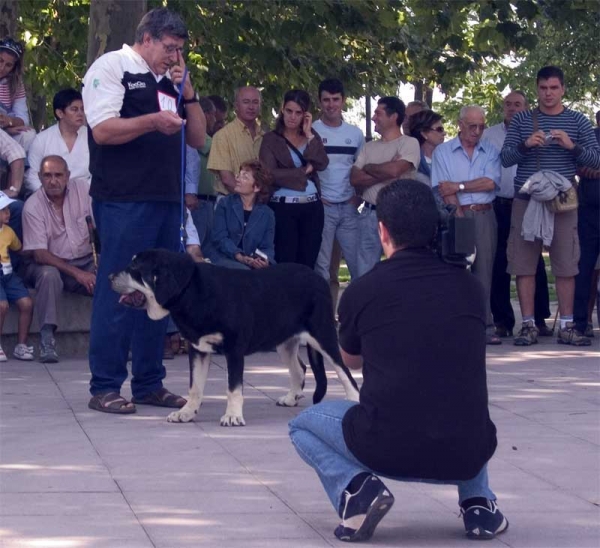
left=313, top=79, right=364, bottom=293
left=26, top=89, right=90, bottom=194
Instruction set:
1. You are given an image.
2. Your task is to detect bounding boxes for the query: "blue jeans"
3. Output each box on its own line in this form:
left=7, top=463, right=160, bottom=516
left=356, top=207, right=382, bottom=277
left=315, top=202, right=359, bottom=282
left=88, top=201, right=179, bottom=399
left=289, top=400, right=496, bottom=514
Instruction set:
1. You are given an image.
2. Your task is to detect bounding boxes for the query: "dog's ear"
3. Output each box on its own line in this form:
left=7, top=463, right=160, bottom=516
left=152, top=253, right=195, bottom=306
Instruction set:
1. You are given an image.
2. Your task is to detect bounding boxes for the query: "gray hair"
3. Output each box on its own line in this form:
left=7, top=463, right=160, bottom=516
left=505, top=90, right=529, bottom=105
left=134, top=8, right=187, bottom=43
left=459, top=105, right=486, bottom=120
left=234, top=86, right=262, bottom=104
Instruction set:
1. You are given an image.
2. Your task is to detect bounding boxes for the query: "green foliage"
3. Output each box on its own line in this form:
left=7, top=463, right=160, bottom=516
left=8, top=0, right=600, bottom=130
left=17, top=0, right=90, bottom=129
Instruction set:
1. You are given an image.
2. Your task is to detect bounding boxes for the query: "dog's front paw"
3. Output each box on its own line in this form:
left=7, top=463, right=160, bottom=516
left=167, top=406, right=197, bottom=423
left=276, top=392, right=305, bottom=407
left=220, top=413, right=246, bottom=426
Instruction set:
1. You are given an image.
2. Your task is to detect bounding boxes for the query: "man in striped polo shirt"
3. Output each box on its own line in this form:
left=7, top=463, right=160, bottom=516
left=501, top=66, right=600, bottom=346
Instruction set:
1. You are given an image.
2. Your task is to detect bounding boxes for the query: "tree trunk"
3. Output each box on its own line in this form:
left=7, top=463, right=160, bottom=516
left=425, top=85, right=433, bottom=108
left=365, top=94, right=372, bottom=142
left=413, top=80, right=424, bottom=102
left=0, top=0, right=18, bottom=37
left=87, top=0, right=147, bottom=68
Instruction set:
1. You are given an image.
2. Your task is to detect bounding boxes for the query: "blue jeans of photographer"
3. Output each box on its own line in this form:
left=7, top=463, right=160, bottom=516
left=289, top=400, right=496, bottom=513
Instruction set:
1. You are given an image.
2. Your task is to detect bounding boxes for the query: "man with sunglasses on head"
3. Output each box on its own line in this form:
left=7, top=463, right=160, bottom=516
left=432, top=105, right=502, bottom=345
left=82, top=8, right=206, bottom=414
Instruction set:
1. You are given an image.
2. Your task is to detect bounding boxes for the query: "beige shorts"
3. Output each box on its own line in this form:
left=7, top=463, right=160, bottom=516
left=507, top=197, right=580, bottom=277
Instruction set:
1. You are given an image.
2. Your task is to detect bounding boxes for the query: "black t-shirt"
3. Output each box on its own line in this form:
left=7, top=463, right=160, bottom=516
left=85, top=47, right=185, bottom=203
left=339, top=248, right=497, bottom=480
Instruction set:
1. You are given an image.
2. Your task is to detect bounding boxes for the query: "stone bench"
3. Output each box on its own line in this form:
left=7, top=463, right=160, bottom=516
left=3, top=290, right=93, bottom=358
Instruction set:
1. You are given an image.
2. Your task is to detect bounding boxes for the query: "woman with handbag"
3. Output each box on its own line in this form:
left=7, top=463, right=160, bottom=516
left=259, top=89, right=329, bottom=268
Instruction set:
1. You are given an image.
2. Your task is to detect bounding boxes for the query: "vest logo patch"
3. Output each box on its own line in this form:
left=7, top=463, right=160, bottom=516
left=127, top=81, right=147, bottom=90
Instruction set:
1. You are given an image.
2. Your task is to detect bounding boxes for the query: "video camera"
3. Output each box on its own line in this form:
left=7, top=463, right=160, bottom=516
left=433, top=204, right=475, bottom=268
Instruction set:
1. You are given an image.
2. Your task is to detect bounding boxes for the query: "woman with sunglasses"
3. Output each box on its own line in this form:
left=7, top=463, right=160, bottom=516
left=0, top=38, right=35, bottom=153
left=408, top=109, right=446, bottom=190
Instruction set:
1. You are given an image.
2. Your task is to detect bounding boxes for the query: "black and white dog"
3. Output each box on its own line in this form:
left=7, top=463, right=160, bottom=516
left=110, top=249, right=360, bottom=426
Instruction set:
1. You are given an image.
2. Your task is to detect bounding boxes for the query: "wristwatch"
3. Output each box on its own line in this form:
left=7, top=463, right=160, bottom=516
left=183, top=93, right=199, bottom=105
left=9, top=185, right=18, bottom=193
left=458, top=183, right=466, bottom=192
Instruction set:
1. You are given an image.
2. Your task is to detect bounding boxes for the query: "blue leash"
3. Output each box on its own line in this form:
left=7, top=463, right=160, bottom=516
left=176, top=68, right=188, bottom=252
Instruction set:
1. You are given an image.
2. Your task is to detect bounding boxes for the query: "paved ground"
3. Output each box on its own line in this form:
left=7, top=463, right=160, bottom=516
left=1, top=331, right=599, bottom=548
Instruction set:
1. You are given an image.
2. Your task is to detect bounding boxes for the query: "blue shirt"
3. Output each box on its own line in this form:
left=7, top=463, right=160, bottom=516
left=272, top=143, right=318, bottom=198
left=431, top=136, right=500, bottom=205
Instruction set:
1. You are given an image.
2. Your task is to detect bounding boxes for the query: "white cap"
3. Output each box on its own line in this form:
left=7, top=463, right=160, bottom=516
left=0, top=191, right=16, bottom=210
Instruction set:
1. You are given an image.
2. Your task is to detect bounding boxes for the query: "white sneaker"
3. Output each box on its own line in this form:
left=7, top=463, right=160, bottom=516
left=13, top=343, right=34, bottom=361
left=0, top=345, right=6, bottom=362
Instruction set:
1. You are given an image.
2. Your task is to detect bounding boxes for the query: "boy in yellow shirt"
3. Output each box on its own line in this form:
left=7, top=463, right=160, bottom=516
left=0, top=191, right=33, bottom=361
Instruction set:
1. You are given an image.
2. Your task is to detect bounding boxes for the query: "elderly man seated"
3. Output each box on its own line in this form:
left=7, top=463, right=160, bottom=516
left=22, top=155, right=95, bottom=363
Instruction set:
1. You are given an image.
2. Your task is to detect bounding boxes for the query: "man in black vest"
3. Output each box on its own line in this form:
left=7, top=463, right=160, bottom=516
left=289, top=180, right=508, bottom=543
left=82, top=8, right=205, bottom=414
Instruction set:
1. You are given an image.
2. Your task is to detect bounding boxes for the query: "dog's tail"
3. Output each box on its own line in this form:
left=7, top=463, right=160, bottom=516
left=306, top=344, right=327, bottom=403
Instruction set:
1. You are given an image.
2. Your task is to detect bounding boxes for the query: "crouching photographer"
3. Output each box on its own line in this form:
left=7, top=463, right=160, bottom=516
left=289, top=179, right=507, bottom=543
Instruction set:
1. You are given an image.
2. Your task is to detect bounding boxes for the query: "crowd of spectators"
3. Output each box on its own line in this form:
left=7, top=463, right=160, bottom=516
left=0, top=27, right=599, bottom=365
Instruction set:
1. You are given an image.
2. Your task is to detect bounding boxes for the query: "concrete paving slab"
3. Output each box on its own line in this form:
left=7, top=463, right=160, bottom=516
left=1, top=331, right=599, bottom=547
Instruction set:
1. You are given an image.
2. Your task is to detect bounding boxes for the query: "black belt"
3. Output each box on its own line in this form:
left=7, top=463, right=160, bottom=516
left=197, top=194, right=217, bottom=202
left=361, top=201, right=376, bottom=211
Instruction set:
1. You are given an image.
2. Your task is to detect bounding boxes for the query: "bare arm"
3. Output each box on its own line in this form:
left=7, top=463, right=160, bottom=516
left=350, top=166, right=379, bottom=190
left=91, top=114, right=160, bottom=146
left=32, top=249, right=96, bottom=294
left=218, top=170, right=237, bottom=193
left=6, top=158, right=24, bottom=198
left=363, top=159, right=414, bottom=180
left=341, top=347, right=363, bottom=371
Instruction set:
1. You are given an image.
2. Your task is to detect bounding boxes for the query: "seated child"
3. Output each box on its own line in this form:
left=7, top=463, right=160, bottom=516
left=0, top=191, right=33, bottom=360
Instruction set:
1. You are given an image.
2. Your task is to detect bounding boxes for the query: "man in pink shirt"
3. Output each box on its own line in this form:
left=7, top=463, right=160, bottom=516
left=22, top=155, right=95, bottom=363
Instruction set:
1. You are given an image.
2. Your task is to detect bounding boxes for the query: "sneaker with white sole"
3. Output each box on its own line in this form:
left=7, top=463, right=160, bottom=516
left=0, top=345, right=6, bottom=362
left=13, top=343, right=34, bottom=361
left=461, top=500, right=509, bottom=540
left=334, top=475, right=395, bottom=542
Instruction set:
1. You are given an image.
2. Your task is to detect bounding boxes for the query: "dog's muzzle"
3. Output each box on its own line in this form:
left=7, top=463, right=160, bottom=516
left=110, top=272, right=147, bottom=308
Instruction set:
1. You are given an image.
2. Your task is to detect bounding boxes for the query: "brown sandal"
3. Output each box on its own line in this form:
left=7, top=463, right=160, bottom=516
left=88, top=392, right=136, bottom=414
left=131, top=387, right=187, bottom=408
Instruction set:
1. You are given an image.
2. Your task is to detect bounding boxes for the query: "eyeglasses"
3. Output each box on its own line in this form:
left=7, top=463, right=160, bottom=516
left=157, top=40, right=183, bottom=55
left=463, top=123, right=486, bottom=132
left=429, top=126, right=445, bottom=133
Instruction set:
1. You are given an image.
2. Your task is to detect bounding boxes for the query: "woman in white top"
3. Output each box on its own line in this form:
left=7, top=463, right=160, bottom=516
left=26, top=88, right=90, bottom=194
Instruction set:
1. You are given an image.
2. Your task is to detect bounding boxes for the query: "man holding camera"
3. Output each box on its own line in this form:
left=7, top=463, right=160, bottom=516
left=501, top=66, right=600, bottom=346
left=432, top=105, right=501, bottom=345
left=289, top=179, right=507, bottom=543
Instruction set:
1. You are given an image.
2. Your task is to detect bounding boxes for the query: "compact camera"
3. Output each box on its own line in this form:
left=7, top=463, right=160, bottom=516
left=544, top=132, right=555, bottom=144
left=251, top=249, right=268, bottom=261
